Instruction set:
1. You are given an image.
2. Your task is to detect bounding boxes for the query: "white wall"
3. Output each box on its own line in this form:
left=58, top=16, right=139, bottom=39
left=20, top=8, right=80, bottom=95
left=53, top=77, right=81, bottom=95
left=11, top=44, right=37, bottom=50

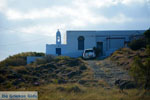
left=66, top=31, right=96, bottom=57
left=109, top=39, right=125, bottom=49
left=46, top=44, right=69, bottom=56
left=27, top=56, right=43, bottom=64
left=46, top=30, right=145, bottom=57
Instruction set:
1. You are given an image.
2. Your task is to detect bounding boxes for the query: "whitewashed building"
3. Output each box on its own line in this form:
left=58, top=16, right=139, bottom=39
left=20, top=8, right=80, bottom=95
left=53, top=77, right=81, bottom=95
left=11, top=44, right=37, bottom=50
left=46, top=30, right=145, bottom=57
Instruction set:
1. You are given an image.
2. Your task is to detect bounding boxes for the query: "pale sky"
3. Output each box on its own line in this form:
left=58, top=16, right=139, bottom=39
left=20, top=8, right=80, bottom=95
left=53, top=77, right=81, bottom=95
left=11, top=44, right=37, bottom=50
left=0, top=0, right=150, bottom=61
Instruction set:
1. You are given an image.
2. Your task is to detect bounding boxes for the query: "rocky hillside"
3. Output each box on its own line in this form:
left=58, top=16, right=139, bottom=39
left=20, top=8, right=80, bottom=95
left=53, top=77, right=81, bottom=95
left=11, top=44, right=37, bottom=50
left=109, top=48, right=148, bottom=70
left=86, top=60, right=130, bottom=87
left=0, top=54, right=93, bottom=90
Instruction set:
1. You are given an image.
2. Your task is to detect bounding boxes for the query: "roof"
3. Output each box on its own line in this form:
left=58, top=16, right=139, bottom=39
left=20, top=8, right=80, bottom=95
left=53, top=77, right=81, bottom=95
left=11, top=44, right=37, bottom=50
left=66, top=30, right=145, bottom=36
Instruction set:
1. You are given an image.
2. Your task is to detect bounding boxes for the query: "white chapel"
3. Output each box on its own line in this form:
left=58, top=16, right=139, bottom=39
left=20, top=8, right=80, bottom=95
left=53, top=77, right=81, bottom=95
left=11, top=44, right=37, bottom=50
left=46, top=29, right=145, bottom=57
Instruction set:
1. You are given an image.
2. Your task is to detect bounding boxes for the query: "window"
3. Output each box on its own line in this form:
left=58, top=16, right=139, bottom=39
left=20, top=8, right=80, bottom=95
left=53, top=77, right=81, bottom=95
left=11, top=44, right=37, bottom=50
left=78, top=36, right=84, bottom=50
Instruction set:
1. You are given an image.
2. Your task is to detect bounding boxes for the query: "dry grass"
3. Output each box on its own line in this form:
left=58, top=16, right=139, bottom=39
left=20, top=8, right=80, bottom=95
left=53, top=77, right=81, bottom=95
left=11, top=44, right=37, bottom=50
left=7, top=83, right=150, bottom=100
left=1, top=52, right=150, bottom=100
left=109, top=48, right=148, bottom=70
left=80, top=67, right=94, bottom=80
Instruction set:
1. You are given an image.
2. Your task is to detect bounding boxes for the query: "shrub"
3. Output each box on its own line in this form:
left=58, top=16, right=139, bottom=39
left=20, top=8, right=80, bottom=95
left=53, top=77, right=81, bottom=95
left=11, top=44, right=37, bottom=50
left=130, top=56, right=150, bottom=89
left=53, top=79, right=58, bottom=84
left=34, top=55, right=54, bottom=65
left=79, top=65, right=87, bottom=70
left=55, top=56, right=70, bottom=60
left=0, top=76, right=5, bottom=83
left=93, top=47, right=101, bottom=57
left=128, top=29, right=150, bottom=50
left=144, top=29, right=150, bottom=44
left=146, top=45, right=150, bottom=56
left=67, top=86, right=82, bottom=93
left=128, top=38, right=146, bottom=50
left=56, top=87, right=65, bottom=91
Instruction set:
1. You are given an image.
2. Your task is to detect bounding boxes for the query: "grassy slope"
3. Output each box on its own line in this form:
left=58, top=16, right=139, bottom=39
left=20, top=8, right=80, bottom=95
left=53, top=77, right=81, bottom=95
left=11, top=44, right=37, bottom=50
left=0, top=54, right=94, bottom=90
left=1, top=52, right=150, bottom=100
left=109, top=48, right=148, bottom=70
left=7, top=83, right=150, bottom=100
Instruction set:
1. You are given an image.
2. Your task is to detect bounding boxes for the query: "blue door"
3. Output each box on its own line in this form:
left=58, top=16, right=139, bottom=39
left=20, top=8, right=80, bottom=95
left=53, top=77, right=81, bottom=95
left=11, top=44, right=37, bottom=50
left=56, top=48, right=61, bottom=55
left=97, top=42, right=103, bottom=56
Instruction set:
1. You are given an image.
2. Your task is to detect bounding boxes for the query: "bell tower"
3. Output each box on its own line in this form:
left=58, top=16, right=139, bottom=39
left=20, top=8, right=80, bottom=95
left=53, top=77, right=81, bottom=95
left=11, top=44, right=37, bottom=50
left=56, top=29, right=61, bottom=45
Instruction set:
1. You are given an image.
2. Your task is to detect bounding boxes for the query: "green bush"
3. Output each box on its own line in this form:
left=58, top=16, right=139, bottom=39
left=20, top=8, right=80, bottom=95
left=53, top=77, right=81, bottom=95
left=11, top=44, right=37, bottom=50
left=128, top=29, right=150, bottom=50
left=128, top=38, right=146, bottom=50
left=34, top=55, right=54, bottom=65
left=67, top=85, right=82, bottom=93
left=55, top=56, right=70, bottom=60
left=130, top=46, right=150, bottom=89
left=93, top=47, right=101, bottom=57
left=146, top=45, right=150, bottom=56
left=144, top=30, right=150, bottom=44
left=79, top=65, right=87, bottom=70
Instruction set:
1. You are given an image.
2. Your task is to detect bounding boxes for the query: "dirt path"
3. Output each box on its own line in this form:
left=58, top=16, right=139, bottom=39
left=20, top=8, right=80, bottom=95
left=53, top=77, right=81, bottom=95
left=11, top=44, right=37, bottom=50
left=86, top=59, right=131, bottom=86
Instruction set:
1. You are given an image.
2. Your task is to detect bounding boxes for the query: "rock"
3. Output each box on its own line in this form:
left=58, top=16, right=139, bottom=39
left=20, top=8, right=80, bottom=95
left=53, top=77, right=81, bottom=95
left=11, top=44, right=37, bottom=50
left=55, top=69, right=60, bottom=74
left=48, top=69, right=53, bottom=73
left=67, top=71, right=82, bottom=78
left=56, top=87, right=65, bottom=91
left=79, top=65, right=87, bottom=70
left=0, top=76, right=5, bottom=83
left=58, top=79, right=67, bottom=84
left=35, top=63, right=57, bottom=70
left=50, top=73, right=57, bottom=78
left=32, top=77, right=38, bottom=81
left=12, top=79, right=23, bottom=85
left=17, top=70, right=28, bottom=74
left=0, top=69, right=7, bottom=74
left=18, top=78, right=25, bottom=82
left=115, top=79, right=136, bottom=90
left=7, top=73, right=21, bottom=79
left=78, top=80, right=87, bottom=85
left=33, top=82, right=40, bottom=86
left=32, top=72, right=40, bottom=77
left=68, top=86, right=82, bottom=93
left=67, top=59, right=80, bottom=67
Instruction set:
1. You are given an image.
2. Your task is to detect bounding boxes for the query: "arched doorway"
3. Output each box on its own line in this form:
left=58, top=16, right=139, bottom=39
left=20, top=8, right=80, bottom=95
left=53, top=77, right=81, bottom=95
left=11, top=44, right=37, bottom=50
left=78, top=36, right=84, bottom=50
